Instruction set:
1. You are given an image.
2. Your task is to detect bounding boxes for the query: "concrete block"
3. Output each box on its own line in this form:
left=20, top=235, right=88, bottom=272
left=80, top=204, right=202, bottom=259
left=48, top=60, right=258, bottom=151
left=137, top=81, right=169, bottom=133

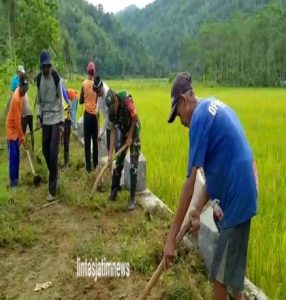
left=124, top=152, right=146, bottom=192
left=77, top=117, right=84, bottom=141
left=198, top=206, right=219, bottom=272
left=100, top=156, right=125, bottom=187
left=179, top=170, right=219, bottom=272
left=98, top=132, right=108, bottom=158
left=181, top=170, right=205, bottom=228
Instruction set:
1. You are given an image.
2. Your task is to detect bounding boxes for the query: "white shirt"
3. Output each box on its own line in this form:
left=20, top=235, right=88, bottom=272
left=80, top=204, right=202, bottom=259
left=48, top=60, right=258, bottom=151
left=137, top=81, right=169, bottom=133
left=96, top=82, right=111, bottom=138
left=22, top=93, right=33, bottom=117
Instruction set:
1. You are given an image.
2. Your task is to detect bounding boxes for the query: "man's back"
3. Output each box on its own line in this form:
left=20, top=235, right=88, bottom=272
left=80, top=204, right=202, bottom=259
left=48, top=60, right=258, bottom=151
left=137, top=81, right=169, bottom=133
left=82, top=79, right=97, bottom=114
left=37, top=71, right=64, bottom=125
left=188, top=98, right=257, bottom=228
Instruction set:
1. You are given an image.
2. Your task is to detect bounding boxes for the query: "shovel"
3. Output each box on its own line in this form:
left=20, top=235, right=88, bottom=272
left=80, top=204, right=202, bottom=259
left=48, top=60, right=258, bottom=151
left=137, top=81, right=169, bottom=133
left=90, top=144, right=128, bottom=197
left=137, top=222, right=192, bottom=300
left=24, top=144, right=42, bottom=186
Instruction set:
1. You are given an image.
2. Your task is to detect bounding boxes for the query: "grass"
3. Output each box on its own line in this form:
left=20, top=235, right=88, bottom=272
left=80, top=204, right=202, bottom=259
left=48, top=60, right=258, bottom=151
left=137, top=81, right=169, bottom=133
left=0, top=81, right=211, bottom=299
left=0, top=77, right=285, bottom=298
left=107, top=79, right=286, bottom=299
left=0, top=114, right=211, bottom=298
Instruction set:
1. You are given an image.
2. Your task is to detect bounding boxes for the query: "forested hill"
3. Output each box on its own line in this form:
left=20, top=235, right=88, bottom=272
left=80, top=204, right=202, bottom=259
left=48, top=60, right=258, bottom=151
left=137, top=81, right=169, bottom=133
left=57, top=0, right=162, bottom=77
left=0, top=0, right=285, bottom=86
left=119, top=0, right=286, bottom=86
left=118, top=0, right=271, bottom=69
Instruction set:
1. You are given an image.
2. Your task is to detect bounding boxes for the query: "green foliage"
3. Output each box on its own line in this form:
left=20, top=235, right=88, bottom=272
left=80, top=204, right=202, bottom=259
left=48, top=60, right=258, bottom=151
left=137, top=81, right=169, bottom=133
left=118, top=0, right=271, bottom=72
left=14, top=0, right=60, bottom=71
left=2, top=0, right=284, bottom=83
left=182, top=2, right=286, bottom=86
left=57, top=0, right=163, bottom=77
left=0, top=0, right=61, bottom=74
left=107, top=79, right=286, bottom=298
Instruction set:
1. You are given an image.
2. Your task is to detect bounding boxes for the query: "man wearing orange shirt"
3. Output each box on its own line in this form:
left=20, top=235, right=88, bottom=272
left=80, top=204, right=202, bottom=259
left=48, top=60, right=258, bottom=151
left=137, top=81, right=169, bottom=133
left=79, top=61, right=98, bottom=173
left=5, top=73, right=29, bottom=187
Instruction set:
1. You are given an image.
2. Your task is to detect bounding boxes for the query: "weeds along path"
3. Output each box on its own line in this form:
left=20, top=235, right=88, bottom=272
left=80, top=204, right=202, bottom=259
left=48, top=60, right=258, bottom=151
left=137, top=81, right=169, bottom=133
left=0, top=131, right=212, bottom=299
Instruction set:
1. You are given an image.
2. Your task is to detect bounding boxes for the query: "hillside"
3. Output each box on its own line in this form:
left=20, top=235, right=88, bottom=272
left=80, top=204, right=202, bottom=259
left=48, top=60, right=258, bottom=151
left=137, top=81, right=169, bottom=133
left=118, top=0, right=271, bottom=69
left=0, top=0, right=284, bottom=85
left=57, top=0, right=164, bottom=77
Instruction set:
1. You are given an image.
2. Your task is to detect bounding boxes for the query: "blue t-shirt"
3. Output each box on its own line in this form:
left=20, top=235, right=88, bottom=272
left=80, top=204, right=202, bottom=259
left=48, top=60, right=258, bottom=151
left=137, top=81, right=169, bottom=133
left=187, top=98, right=257, bottom=228
left=61, top=84, right=70, bottom=105
left=10, top=75, right=20, bottom=92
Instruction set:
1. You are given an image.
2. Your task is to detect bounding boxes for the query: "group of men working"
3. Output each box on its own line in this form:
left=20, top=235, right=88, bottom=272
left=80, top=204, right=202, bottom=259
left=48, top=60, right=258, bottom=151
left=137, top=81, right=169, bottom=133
left=5, top=50, right=258, bottom=299
left=79, top=63, right=141, bottom=210
left=5, top=50, right=141, bottom=210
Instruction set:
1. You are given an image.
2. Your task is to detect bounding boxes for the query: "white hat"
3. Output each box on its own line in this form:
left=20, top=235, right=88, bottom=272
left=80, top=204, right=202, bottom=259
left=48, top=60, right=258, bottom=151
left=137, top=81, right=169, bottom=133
left=18, top=65, right=25, bottom=73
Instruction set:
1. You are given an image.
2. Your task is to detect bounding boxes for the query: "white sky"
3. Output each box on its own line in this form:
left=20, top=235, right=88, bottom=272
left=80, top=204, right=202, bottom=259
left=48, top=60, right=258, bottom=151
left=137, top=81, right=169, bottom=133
left=86, top=0, right=155, bottom=13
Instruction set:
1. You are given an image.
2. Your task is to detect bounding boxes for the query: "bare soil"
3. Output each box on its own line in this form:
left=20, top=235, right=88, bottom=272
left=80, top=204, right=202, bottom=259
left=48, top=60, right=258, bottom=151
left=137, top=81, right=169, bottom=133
left=0, top=134, right=212, bottom=300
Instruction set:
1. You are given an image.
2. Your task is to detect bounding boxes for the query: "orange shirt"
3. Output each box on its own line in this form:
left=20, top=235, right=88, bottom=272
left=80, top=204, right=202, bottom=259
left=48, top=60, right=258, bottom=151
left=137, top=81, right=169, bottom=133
left=82, top=79, right=97, bottom=115
left=67, top=88, right=78, bottom=101
left=6, top=88, right=25, bottom=143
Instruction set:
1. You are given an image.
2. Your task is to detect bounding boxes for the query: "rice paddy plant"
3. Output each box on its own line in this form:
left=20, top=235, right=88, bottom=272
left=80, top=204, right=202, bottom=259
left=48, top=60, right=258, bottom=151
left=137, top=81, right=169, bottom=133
left=108, top=79, right=286, bottom=299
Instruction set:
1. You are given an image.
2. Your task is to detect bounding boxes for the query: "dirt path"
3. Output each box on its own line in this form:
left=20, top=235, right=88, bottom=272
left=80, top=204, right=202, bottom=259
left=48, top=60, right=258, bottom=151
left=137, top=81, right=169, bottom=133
left=1, top=201, right=148, bottom=299
left=0, top=135, right=212, bottom=300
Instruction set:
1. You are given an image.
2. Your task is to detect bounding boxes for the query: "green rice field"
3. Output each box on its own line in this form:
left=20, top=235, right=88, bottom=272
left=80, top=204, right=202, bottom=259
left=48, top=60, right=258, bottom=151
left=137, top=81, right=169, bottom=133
left=109, top=80, right=286, bottom=299
left=1, top=78, right=285, bottom=298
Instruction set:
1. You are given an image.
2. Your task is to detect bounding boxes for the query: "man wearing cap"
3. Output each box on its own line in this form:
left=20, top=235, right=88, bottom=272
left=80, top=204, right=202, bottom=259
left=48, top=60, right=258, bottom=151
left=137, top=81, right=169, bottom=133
left=106, top=90, right=141, bottom=211
left=10, top=65, right=25, bottom=93
left=7, top=65, right=34, bottom=151
left=93, top=76, right=120, bottom=152
left=5, top=65, right=26, bottom=116
left=36, top=50, right=64, bottom=201
left=163, top=72, right=258, bottom=300
left=79, top=61, right=98, bottom=173
left=5, top=73, right=29, bottom=187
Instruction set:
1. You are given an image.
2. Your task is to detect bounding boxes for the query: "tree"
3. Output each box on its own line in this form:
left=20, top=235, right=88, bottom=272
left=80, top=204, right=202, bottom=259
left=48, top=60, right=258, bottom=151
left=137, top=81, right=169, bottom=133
left=14, top=0, right=60, bottom=72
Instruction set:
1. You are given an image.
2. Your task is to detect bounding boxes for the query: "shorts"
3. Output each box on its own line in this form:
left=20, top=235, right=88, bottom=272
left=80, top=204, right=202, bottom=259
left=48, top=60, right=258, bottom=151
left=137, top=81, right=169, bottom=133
left=211, top=219, right=251, bottom=291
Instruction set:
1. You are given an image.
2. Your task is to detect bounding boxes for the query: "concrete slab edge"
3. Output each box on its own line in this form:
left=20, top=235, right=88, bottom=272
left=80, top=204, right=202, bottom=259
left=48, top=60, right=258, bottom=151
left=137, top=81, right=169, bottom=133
left=137, top=188, right=268, bottom=300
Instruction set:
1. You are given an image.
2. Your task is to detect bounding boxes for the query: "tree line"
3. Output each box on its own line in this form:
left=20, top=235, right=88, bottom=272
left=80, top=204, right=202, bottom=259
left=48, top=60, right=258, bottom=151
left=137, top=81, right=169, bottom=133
left=0, top=0, right=285, bottom=86
left=0, top=0, right=166, bottom=80
left=181, top=2, right=286, bottom=86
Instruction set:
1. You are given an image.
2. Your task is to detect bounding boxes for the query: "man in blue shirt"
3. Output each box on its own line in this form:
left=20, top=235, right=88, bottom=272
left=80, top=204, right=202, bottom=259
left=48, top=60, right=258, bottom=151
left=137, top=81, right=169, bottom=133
left=163, top=72, right=258, bottom=300
left=10, top=65, right=25, bottom=92
left=5, top=65, right=26, bottom=116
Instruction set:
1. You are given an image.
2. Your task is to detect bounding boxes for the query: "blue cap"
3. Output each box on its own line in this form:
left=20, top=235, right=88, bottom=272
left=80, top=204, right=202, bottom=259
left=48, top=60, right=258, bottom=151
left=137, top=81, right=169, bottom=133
left=40, top=50, right=51, bottom=67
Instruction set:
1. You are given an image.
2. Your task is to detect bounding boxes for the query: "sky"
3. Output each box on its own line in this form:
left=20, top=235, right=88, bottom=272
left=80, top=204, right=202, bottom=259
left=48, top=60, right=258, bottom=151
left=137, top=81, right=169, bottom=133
left=86, top=0, right=155, bottom=14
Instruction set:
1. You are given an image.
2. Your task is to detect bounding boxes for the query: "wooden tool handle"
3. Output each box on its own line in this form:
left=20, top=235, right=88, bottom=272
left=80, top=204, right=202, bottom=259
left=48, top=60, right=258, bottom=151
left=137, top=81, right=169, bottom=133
left=90, top=144, right=128, bottom=197
left=137, top=222, right=192, bottom=300
left=26, top=148, right=36, bottom=176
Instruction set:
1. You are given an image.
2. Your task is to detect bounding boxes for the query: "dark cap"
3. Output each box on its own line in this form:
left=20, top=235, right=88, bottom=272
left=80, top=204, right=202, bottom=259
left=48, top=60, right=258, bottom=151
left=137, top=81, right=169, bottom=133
left=168, top=72, right=192, bottom=123
left=93, top=75, right=103, bottom=91
left=19, top=73, right=29, bottom=86
left=105, top=89, right=117, bottom=108
left=40, top=50, right=51, bottom=67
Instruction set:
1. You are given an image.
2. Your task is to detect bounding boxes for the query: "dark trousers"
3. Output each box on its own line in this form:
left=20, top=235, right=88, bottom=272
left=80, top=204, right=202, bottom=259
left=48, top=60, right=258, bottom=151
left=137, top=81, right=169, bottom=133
left=83, top=111, right=98, bottom=172
left=22, top=115, right=34, bottom=151
left=8, top=139, right=20, bottom=187
left=42, top=123, right=61, bottom=196
left=111, top=134, right=141, bottom=198
left=63, top=119, right=71, bottom=166
left=106, top=128, right=121, bottom=152
left=106, top=129, right=111, bottom=152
